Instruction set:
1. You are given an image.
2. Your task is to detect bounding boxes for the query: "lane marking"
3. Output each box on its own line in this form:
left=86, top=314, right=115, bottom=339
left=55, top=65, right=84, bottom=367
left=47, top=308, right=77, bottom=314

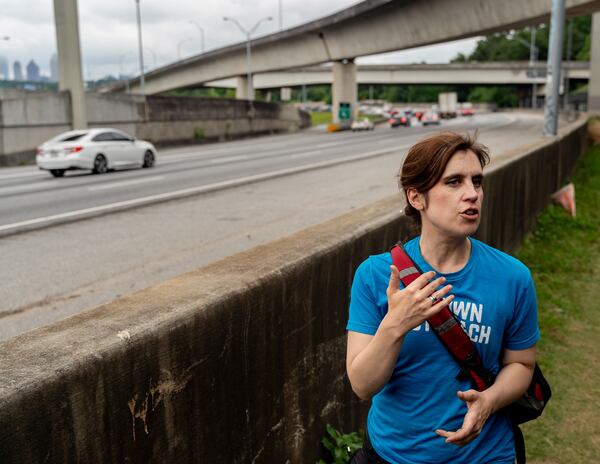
left=209, top=154, right=248, bottom=164
left=0, top=113, right=538, bottom=236
left=0, top=181, right=61, bottom=196
left=316, top=141, right=347, bottom=148
left=290, top=150, right=323, bottom=158
left=0, top=170, right=47, bottom=181
left=0, top=144, right=409, bottom=235
left=160, top=146, right=243, bottom=162
left=88, top=176, right=164, bottom=191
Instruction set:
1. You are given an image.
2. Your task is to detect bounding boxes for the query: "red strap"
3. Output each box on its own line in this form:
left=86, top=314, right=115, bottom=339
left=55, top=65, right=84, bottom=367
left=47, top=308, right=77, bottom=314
left=390, top=244, right=492, bottom=391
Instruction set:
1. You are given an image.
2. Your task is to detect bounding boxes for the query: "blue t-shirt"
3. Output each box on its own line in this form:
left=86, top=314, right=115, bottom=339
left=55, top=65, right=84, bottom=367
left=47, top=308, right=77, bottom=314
left=347, top=237, right=539, bottom=464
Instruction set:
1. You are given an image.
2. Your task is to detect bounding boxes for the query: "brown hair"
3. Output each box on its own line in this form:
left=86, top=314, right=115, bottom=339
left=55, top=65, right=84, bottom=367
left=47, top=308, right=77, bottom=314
left=398, top=131, right=490, bottom=226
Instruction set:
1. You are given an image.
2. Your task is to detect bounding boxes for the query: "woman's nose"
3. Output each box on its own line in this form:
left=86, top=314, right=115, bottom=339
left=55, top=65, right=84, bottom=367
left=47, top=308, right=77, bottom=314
left=464, top=182, right=479, bottom=199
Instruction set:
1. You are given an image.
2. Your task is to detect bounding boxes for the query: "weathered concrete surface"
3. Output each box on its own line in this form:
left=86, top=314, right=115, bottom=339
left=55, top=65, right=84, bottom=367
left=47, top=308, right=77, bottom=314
left=0, top=196, right=401, bottom=463
left=0, top=92, right=72, bottom=165
left=0, top=94, right=309, bottom=166
left=121, top=0, right=600, bottom=94
left=0, top=117, right=589, bottom=462
left=206, top=61, right=591, bottom=89
left=136, top=96, right=310, bottom=146
left=53, top=0, right=87, bottom=129
left=332, top=60, right=357, bottom=124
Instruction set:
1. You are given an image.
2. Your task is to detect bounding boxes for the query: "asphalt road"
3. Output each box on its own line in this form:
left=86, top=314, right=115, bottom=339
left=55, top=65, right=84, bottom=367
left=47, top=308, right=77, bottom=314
left=0, top=112, right=546, bottom=340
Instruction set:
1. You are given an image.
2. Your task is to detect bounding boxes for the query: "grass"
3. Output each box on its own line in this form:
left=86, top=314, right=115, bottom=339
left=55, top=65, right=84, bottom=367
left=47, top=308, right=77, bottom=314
left=515, top=143, right=600, bottom=463
left=309, top=111, right=386, bottom=126
left=310, top=111, right=332, bottom=125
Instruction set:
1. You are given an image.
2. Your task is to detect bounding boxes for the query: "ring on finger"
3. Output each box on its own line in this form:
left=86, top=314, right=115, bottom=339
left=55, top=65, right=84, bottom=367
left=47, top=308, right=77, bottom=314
left=429, top=295, right=440, bottom=304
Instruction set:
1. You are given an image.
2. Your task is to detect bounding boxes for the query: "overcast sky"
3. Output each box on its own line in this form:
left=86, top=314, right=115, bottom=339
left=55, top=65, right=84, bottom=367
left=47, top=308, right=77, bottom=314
left=0, top=0, right=479, bottom=80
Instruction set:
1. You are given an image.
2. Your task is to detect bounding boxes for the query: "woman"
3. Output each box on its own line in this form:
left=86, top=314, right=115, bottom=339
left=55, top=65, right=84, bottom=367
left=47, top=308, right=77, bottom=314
left=346, top=132, right=539, bottom=463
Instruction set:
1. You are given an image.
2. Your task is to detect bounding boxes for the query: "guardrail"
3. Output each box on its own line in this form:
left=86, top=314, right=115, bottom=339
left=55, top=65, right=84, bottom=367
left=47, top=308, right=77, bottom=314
left=0, top=116, right=588, bottom=463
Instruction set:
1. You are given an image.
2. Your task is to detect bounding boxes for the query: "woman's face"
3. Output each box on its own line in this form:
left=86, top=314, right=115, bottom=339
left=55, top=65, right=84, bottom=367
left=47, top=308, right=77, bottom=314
left=415, top=149, right=484, bottom=239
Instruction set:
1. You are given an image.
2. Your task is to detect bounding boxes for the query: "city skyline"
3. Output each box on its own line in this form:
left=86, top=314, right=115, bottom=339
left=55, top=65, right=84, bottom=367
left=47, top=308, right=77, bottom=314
left=0, top=0, right=479, bottom=81
left=0, top=55, right=57, bottom=82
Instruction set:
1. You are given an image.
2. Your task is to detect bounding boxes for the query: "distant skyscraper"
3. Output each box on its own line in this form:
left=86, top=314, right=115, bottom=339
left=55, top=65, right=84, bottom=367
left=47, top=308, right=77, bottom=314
left=26, top=59, right=40, bottom=81
left=50, top=53, right=58, bottom=82
left=0, top=56, right=8, bottom=79
left=13, top=60, right=23, bottom=81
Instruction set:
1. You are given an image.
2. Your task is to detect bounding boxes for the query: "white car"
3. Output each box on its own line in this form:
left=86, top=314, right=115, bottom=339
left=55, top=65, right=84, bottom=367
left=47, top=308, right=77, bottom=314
left=351, top=118, right=375, bottom=131
left=36, top=128, right=157, bottom=177
left=421, top=112, right=441, bottom=126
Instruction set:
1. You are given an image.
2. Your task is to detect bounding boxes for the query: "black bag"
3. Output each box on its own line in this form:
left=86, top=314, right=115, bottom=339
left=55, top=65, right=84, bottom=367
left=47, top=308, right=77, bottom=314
left=508, top=363, right=552, bottom=424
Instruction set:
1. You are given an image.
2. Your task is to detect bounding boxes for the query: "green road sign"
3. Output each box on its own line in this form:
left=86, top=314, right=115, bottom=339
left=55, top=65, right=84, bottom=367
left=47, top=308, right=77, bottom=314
left=338, top=102, right=351, bottom=120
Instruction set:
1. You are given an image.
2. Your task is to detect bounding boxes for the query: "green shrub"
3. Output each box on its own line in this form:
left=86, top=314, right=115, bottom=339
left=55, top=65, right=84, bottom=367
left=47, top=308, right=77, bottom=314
left=194, top=127, right=205, bottom=140
left=317, top=424, right=363, bottom=464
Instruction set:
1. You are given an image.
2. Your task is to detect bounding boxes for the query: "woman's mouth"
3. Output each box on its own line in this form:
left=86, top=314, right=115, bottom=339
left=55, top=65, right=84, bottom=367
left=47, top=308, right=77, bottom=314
left=460, top=208, right=479, bottom=220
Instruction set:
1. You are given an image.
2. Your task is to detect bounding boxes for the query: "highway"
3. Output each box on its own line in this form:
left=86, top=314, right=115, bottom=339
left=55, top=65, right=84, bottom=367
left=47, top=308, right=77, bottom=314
left=0, top=112, right=545, bottom=340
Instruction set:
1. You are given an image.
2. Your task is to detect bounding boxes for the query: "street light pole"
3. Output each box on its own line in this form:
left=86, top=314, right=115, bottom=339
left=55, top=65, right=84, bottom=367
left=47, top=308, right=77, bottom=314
left=189, top=21, right=205, bottom=52
left=279, top=0, right=283, bottom=31
left=223, top=16, right=272, bottom=101
left=544, top=0, right=566, bottom=136
left=119, top=52, right=133, bottom=93
left=145, top=46, right=157, bottom=69
left=564, top=18, right=573, bottom=110
left=530, top=27, right=538, bottom=109
left=177, top=38, right=193, bottom=60
left=0, top=36, right=9, bottom=80
left=513, top=31, right=539, bottom=109
left=245, top=37, right=252, bottom=100
left=134, top=0, right=145, bottom=95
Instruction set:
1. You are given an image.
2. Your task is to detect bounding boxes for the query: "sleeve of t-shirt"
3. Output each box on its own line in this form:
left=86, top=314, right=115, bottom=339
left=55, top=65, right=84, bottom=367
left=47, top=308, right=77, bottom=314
left=504, top=267, right=540, bottom=350
left=346, top=258, right=384, bottom=336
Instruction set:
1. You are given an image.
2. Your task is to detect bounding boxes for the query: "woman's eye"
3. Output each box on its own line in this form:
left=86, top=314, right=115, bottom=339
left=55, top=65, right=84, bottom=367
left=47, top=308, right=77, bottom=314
left=446, top=179, right=459, bottom=185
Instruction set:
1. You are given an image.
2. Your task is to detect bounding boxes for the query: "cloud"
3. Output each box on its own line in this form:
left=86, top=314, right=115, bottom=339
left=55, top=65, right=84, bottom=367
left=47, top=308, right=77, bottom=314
left=0, top=0, right=478, bottom=80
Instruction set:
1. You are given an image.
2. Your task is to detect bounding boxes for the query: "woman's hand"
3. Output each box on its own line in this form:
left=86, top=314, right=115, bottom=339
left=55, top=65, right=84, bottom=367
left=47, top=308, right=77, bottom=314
left=435, top=390, right=495, bottom=446
left=383, top=265, right=454, bottom=334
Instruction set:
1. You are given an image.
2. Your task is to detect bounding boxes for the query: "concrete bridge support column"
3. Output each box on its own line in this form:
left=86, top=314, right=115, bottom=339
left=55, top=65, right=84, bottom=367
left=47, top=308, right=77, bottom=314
left=236, top=76, right=250, bottom=100
left=332, top=60, right=357, bottom=124
left=53, top=0, right=87, bottom=129
left=281, top=87, right=292, bottom=101
left=589, top=12, right=600, bottom=113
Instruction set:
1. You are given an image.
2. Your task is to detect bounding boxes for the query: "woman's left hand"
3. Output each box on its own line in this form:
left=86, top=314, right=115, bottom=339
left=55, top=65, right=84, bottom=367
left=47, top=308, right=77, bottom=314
left=435, top=390, right=494, bottom=446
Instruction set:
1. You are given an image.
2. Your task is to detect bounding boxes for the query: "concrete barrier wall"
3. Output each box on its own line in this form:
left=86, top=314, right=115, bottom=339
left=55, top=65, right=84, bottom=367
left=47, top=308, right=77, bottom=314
left=0, top=93, right=310, bottom=166
left=0, top=118, right=588, bottom=463
left=135, top=96, right=310, bottom=146
left=0, top=92, right=72, bottom=164
left=87, top=93, right=144, bottom=124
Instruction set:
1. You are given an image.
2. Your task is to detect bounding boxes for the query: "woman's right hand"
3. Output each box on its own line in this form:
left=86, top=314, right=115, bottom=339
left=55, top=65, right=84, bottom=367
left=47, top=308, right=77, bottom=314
left=384, top=265, right=454, bottom=333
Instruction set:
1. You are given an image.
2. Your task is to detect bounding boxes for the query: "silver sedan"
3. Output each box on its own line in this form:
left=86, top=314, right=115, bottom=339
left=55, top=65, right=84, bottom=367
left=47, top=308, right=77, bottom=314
left=36, top=128, right=157, bottom=177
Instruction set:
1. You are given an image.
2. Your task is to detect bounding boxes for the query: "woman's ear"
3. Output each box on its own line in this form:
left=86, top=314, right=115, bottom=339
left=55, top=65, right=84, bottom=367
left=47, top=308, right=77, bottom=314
left=407, top=188, right=425, bottom=211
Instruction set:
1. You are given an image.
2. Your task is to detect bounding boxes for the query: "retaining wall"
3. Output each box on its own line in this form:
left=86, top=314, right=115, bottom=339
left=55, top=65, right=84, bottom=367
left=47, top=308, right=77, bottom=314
left=0, top=93, right=310, bottom=166
left=0, top=118, right=588, bottom=463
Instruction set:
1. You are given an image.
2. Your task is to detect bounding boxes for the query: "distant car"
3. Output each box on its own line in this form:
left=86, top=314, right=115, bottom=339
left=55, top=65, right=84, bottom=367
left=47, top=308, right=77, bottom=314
left=390, top=114, right=411, bottom=128
left=36, top=128, right=157, bottom=177
left=461, top=107, right=475, bottom=116
left=421, top=112, right=441, bottom=126
left=351, top=118, right=375, bottom=131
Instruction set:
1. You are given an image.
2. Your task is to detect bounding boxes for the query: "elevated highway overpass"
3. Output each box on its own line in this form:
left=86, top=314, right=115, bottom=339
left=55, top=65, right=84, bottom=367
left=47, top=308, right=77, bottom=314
left=110, top=0, right=600, bottom=122
left=120, top=0, right=600, bottom=95
left=203, top=61, right=591, bottom=89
